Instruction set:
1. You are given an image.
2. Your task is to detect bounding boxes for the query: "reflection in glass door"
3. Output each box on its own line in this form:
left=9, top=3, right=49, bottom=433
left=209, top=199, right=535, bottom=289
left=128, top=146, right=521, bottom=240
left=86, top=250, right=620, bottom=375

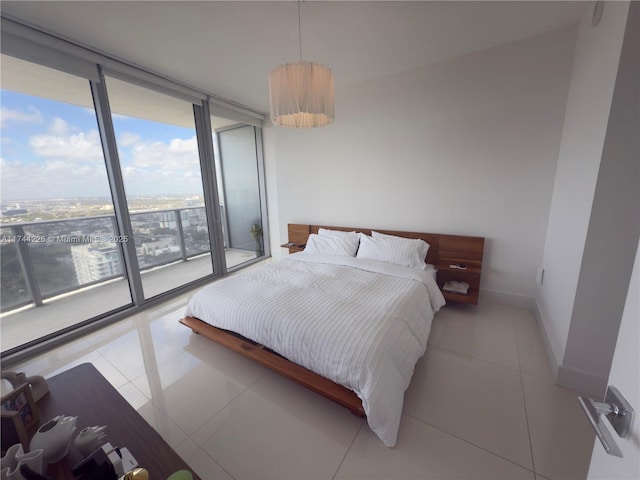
left=106, top=76, right=214, bottom=299
left=214, top=124, right=265, bottom=269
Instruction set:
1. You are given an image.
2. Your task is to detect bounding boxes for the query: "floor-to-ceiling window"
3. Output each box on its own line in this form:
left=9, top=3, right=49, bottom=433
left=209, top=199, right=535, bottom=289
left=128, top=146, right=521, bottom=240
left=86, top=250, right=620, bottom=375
left=0, top=54, right=132, bottom=351
left=105, top=76, right=214, bottom=299
left=0, top=19, right=268, bottom=356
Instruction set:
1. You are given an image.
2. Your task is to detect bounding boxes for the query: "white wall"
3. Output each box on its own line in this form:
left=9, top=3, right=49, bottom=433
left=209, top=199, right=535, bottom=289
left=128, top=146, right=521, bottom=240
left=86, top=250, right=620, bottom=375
left=560, top=1, right=638, bottom=397
left=535, top=1, right=630, bottom=380
left=264, top=28, right=576, bottom=304
left=587, top=242, right=639, bottom=479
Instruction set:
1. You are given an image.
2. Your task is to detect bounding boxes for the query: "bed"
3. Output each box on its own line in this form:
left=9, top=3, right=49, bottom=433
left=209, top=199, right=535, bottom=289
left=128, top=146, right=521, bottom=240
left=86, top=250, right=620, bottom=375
left=181, top=224, right=484, bottom=447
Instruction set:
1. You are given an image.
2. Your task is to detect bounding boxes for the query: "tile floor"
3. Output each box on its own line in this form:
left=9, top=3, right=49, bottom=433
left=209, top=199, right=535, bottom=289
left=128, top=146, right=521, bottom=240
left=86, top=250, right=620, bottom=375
left=5, top=295, right=595, bottom=480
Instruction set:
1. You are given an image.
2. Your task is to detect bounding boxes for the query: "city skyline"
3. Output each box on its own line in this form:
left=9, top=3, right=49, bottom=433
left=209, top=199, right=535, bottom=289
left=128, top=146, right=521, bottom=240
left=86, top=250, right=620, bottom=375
left=0, top=194, right=205, bottom=226
left=1, top=193, right=203, bottom=205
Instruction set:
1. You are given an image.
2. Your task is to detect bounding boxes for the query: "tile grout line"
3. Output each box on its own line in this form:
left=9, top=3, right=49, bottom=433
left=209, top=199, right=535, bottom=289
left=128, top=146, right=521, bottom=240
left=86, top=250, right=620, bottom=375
left=513, top=321, right=539, bottom=478
left=95, top=347, right=131, bottom=386
left=518, top=373, right=539, bottom=478
left=115, top=379, right=193, bottom=450
left=403, top=411, right=536, bottom=477
left=183, top=372, right=288, bottom=480
left=186, top=369, right=267, bottom=441
left=137, top=364, right=266, bottom=439
left=175, top=438, right=237, bottom=480
left=101, top=335, right=254, bottom=480
left=407, top=315, right=537, bottom=476
left=428, top=343, right=522, bottom=375
left=331, top=418, right=367, bottom=480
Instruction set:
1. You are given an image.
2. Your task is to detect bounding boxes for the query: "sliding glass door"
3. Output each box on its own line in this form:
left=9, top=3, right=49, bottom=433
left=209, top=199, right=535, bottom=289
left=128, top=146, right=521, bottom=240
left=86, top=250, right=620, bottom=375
left=105, top=76, right=214, bottom=299
left=214, top=123, right=266, bottom=269
left=0, top=55, right=132, bottom=351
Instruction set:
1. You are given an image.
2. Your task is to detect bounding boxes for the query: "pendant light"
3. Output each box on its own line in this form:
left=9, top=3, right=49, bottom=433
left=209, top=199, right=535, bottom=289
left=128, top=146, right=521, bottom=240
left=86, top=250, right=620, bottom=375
left=269, top=1, right=334, bottom=128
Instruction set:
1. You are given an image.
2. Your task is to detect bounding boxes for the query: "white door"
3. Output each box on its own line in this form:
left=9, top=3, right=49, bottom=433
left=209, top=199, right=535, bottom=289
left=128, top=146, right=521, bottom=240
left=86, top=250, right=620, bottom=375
left=587, top=239, right=639, bottom=479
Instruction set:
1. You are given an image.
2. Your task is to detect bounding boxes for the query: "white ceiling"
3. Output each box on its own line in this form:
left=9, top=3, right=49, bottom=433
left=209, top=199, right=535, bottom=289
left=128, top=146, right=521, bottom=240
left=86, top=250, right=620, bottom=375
left=0, top=1, right=587, bottom=114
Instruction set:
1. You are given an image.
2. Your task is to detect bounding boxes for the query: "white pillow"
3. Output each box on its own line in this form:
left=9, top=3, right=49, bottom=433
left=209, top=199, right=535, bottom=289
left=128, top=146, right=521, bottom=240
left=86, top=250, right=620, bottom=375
left=357, top=231, right=430, bottom=269
left=317, top=228, right=359, bottom=256
left=304, top=233, right=358, bottom=257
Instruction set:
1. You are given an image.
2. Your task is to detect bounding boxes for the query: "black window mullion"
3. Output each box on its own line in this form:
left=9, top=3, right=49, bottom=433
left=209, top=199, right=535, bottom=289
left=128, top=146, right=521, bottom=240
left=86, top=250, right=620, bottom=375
left=194, top=102, right=226, bottom=276
left=90, top=67, right=144, bottom=305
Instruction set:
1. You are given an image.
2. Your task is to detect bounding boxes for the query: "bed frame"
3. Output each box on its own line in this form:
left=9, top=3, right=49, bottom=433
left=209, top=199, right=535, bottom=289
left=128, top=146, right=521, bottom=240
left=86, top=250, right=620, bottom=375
left=180, top=223, right=484, bottom=417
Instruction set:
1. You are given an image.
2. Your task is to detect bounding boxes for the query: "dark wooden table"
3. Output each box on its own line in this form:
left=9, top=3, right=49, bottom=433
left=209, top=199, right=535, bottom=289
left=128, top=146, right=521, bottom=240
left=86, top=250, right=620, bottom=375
left=36, top=363, right=200, bottom=480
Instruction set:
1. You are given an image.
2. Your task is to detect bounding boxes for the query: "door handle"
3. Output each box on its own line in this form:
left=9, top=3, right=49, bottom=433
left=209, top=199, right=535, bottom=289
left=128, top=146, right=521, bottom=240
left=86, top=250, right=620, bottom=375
left=578, top=385, right=634, bottom=458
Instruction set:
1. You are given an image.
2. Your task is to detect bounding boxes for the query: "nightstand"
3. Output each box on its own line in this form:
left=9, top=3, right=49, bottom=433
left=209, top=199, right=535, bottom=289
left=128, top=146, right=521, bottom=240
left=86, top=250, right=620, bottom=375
left=436, top=263, right=481, bottom=305
left=435, top=234, right=484, bottom=305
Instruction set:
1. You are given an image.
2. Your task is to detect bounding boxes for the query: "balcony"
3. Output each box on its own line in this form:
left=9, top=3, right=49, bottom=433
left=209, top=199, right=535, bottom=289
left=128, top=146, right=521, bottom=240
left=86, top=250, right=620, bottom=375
left=0, top=207, right=261, bottom=352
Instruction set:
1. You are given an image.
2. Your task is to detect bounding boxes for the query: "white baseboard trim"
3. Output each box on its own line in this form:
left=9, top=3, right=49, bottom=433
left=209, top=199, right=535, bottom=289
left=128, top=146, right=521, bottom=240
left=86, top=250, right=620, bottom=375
left=532, top=299, right=561, bottom=382
left=479, top=288, right=535, bottom=310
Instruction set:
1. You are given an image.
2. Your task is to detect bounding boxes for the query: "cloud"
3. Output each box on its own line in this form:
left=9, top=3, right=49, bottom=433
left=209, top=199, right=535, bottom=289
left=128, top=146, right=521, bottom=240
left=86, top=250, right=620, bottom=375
left=168, top=137, right=197, bottom=154
left=48, top=117, right=70, bottom=136
left=128, top=135, right=199, bottom=170
left=118, top=131, right=140, bottom=147
left=122, top=165, right=148, bottom=180
left=116, top=135, right=205, bottom=195
left=3, top=125, right=205, bottom=199
left=0, top=106, right=43, bottom=128
left=30, top=129, right=104, bottom=162
left=1, top=157, right=112, bottom=200
left=44, top=160, right=68, bottom=171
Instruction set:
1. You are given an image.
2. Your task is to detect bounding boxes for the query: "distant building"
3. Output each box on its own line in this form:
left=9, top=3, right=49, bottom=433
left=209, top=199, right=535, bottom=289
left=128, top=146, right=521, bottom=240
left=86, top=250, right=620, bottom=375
left=71, top=244, right=121, bottom=284
left=157, top=211, right=176, bottom=229
left=140, top=239, right=179, bottom=256
left=1, top=209, right=28, bottom=216
left=186, top=210, right=206, bottom=226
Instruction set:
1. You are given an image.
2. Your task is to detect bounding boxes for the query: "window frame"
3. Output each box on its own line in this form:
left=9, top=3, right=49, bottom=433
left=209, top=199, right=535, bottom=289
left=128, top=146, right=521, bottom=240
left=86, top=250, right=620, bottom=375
left=0, top=16, right=269, bottom=359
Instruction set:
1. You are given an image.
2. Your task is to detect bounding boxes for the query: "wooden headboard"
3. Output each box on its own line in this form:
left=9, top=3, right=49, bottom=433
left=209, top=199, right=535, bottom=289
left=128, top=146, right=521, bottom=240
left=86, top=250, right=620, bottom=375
left=285, top=223, right=485, bottom=304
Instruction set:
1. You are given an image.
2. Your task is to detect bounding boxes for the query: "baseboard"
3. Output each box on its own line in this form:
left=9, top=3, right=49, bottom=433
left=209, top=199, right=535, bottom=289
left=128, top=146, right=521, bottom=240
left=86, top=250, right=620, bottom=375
left=479, top=288, right=535, bottom=310
left=532, top=299, right=561, bottom=381
left=557, top=364, right=608, bottom=398
left=533, top=299, right=608, bottom=397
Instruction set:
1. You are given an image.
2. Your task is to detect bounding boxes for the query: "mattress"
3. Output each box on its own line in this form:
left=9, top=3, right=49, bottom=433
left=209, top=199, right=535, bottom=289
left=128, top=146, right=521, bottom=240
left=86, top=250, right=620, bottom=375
left=185, top=252, right=446, bottom=446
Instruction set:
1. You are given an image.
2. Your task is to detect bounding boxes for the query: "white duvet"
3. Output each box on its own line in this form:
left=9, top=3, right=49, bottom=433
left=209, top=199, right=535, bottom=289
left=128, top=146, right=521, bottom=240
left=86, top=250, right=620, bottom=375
left=185, top=252, right=446, bottom=447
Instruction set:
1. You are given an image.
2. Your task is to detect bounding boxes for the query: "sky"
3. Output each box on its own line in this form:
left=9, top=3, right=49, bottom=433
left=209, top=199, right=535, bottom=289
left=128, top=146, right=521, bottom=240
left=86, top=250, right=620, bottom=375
left=0, top=89, right=205, bottom=202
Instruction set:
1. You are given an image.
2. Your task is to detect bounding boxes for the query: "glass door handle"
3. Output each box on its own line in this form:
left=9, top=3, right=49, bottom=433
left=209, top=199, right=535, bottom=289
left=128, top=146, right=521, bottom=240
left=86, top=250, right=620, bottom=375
left=578, top=386, right=634, bottom=458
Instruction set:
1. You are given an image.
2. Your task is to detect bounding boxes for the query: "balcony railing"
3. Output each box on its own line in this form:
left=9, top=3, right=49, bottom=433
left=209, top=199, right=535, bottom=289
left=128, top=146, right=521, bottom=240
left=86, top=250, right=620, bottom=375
left=0, top=207, right=212, bottom=312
